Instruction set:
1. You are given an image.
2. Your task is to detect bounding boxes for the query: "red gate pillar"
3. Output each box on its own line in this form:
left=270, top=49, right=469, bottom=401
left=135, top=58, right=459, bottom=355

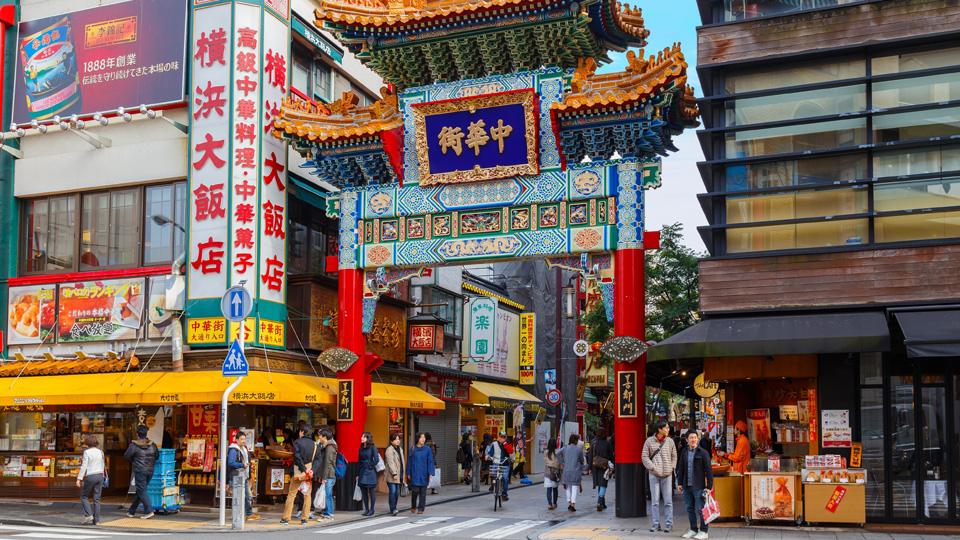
left=613, top=246, right=646, bottom=518
left=337, top=268, right=366, bottom=462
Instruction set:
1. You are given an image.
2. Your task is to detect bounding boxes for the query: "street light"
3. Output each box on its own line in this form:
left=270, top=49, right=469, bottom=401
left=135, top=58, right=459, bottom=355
left=152, top=214, right=186, bottom=232
left=562, top=282, right=577, bottom=319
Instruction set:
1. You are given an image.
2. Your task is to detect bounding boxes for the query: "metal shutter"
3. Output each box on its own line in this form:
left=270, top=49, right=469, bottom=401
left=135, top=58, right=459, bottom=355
left=417, top=401, right=461, bottom=485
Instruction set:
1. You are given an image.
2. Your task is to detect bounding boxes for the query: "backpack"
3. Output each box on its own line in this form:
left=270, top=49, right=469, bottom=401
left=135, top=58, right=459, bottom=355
left=334, top=451, right=347, bottom=479
left=456, top=446, right=466, bottom=464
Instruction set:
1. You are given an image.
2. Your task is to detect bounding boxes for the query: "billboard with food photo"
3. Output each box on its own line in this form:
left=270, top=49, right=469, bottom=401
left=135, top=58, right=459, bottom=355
left=8, top=285, right=57, bottom=345
left=747, top=408, right=772, bottom=453
left=58, top=278, right=145, bottom=342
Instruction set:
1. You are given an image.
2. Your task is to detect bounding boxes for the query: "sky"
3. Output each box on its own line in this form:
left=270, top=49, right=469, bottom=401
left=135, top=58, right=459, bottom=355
left=597, top=3, right=707, bottom=252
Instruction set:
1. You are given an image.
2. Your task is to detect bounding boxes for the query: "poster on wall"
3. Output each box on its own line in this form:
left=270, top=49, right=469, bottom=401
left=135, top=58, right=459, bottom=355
left=58, top=278, right=145, bottom=342
left=484, top=413, right=505, bottom=437
left=187, top=404, right=219, bottom=436
left=747, top=408, right=772, bottom=453
left=750, top=475, right=796, bottom=520
left=544, top=368, right=557, bottom=393
left=12, top=0, right=188, bottom=125
left=821, top=409, right=852, bottom=448
left=7, top=284, right=56, bottom=345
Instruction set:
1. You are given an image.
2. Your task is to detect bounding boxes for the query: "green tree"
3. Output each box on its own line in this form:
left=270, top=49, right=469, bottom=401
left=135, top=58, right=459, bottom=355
left=645, top=223, right=704, bottom=343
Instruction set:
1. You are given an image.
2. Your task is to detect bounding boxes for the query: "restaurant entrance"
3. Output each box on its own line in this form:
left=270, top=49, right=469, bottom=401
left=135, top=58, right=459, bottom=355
left=859, top=354, right=957, bottom=524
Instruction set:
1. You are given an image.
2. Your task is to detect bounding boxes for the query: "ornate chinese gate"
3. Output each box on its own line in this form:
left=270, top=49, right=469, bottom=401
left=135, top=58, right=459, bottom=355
left=273, top=0, right=698, bottom=517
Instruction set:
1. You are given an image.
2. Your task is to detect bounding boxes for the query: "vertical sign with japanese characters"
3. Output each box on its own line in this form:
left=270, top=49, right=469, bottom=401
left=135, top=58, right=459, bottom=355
left=617, top=371, right=638, bottom=418
left=258, top=11, right=288, bottom=321
left=188, top=5, right=231, bottom=302
left=337, top=379, right=353, bottom=422
left=519, top=313, right=535, bottom=385
left=230, top=4, right=262, bottom=290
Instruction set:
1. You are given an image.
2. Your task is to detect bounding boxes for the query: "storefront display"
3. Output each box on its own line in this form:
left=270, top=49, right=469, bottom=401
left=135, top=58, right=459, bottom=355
left=745, top=458, right=802, bottom=525
left=802, top=455, right=867, bottom=525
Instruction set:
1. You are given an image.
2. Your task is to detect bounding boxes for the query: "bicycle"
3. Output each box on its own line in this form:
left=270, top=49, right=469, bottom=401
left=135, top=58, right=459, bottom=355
left=491, top=465, right=504, bottom=512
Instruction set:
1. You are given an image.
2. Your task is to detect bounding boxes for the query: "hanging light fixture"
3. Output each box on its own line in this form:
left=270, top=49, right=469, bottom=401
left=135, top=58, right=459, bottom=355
left=562, top=284, right=577, bottom=319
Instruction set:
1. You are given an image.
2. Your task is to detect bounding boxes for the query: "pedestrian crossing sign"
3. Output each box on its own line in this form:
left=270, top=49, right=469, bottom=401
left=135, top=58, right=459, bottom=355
left=222, top=339, right=248, bottom=377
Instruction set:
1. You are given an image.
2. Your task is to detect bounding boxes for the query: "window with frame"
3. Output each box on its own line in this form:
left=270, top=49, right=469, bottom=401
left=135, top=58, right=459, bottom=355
left=427, top=288, right=463, bottom=338
left=315, top=62, right=331, bottom=102
left=20, top=182, right=186, bottom=275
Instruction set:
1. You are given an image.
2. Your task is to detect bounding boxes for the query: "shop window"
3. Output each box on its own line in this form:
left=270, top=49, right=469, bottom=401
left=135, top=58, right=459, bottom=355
left=872, top=46, right=960, bottom=76
left=20, top=182, right=185, bottom=275
left=725, top=118, right=867, bottom=159
left=726, top=218, right=868, bottom=253
left=315, top=62, right=331, bottom=102
left=873, top=71, right=960, bottom=110
left=724, top=84, right=866, bottom=127
left=21, top=195, right=76, bottom=274
left=873, top=105, right=960, bottom=144
left=874, top=145, right=960, bottom=178
left=287, top=196, right=338, bottom=276
left=726, top=187, right=867, bottom=225
left=726, top=154, right=867, bottom=191
left=428, top=288, right=463, bottom=338
left=874, top=178, right=960, bottom=243
left=859, top=388, right=885, bottom=518
left=860, top=352, right=883, bottom=385
left=723, top=59, right=865, bottom=94
left=722, top=0, right=845, bottom=21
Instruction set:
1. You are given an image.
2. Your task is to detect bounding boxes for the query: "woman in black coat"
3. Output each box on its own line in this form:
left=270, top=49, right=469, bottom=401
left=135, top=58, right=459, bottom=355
left=357, top=432, right=379, bottom=516
left=590, top=427, right=614, bottom=511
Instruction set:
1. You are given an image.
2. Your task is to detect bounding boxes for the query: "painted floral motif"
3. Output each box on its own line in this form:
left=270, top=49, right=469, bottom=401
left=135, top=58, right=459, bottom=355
left=437, top=236, right=521, bottom=259
left=539, top=206, right=559, bottom=228
left=574, top=228, right=602, bottom=250
left=461, top=211, right=502, bottom=235
left=381, top=221, right=399, bottom=242
left=569, top=203, right=588, bottom=226
left=511, top=208, right=530, bottom=230
left=367, top=245, right=391, bottom=266
left=433, top=215, right=451, bottom=236
left=407, top=217, right=425, bottom=238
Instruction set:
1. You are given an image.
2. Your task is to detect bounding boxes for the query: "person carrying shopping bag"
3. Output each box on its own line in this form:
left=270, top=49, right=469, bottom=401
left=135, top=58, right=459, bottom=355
left=543, top=439, right=561, bottom=510
left=591, top=427, right=614, bottom=512
left=677, top=430, right=714, bottom=540
left=77, top=435, right=105, bottom=525
left=281, top=425, right=316, bottom=525
left=406, top=432, right=435, bottom=514
left=315, top=427, right=338, bottom=523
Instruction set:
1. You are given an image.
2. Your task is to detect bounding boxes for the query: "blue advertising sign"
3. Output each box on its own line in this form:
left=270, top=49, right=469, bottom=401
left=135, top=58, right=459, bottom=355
left=411, top=89, right=539, bottom=186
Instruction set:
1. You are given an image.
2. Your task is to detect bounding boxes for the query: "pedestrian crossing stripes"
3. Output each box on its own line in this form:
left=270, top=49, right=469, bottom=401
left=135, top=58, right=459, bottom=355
left=315, top=516, right=398, bottom=534
left=472, top=520, right=548, bottom=539
left=420, top=518, right=499, bottom=536
left=366, top=516, right=450, bottom=534
left=0, top=525, right=165, bottom=539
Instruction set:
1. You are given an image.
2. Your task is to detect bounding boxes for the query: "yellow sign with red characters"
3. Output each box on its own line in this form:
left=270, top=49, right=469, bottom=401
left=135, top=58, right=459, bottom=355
left=186, top=318, right=227, bottom=344
left=258, top=319, right=285, bottom=348
left=229, top=319, right=256, bottom=342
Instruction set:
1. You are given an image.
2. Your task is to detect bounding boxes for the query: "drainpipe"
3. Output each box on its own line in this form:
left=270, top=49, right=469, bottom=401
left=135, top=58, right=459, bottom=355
left=171, top=252, right=185, bottom=372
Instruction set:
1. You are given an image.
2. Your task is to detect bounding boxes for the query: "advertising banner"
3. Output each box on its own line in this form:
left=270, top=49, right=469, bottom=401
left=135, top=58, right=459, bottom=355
left=12, top=0, right=188, bottom=125
left=747, top=408, right=773, bottom=453
left=7, top=284, right=56, bottom=345
left=544, top=368, right=557, bottom=393
left=58, top=278, right=145, bottom=342
left=821, top=409, right=852, bottom=448
left=147, top=275, right=176, bottom=339
left=519, top=313, right=535, bottom=384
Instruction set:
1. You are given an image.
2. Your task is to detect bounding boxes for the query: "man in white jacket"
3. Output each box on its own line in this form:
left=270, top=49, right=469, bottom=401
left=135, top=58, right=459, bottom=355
left=642, top=420, right=678, bottom=533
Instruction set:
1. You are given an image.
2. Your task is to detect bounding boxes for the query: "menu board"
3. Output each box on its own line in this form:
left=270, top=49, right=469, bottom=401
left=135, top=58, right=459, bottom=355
left=7, top=285, right=56, bottom=345
left=821, top=410, right=851, bottom=448
left=58, top=278, right=145, bottom=342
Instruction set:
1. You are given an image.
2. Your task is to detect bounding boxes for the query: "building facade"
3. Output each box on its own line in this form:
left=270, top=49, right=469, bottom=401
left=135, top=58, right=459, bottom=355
left=649, top=0, right=960, bottom=525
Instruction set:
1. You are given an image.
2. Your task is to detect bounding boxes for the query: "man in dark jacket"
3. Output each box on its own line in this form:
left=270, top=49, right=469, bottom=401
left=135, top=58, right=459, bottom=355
left=677, top=430, right=714, bottom=540
left=315, top=427, right=338, bottom=522
left=281, top=425, right=316, bottom=525
left=124, top=424, right=159, bottom=519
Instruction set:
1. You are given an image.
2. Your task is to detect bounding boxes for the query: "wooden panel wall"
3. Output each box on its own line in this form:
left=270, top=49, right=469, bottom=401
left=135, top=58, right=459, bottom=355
left=698, top=0, right=960, bottom=67
left=700, top=245, right=960, bottom=312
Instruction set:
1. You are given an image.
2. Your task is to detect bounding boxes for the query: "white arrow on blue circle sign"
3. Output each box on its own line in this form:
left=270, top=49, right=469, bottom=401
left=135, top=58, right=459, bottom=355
left=231, top=291, right=243, bottom=318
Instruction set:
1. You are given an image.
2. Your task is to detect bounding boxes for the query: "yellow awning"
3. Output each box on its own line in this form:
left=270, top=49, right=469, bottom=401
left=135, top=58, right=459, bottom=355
left=119, top=371, right=336, bottom=405
left=0, top=373, right=134, bottom=406
left=469, top=380, right=541, bottom=407
left=366, top=383, right=445, bottom=411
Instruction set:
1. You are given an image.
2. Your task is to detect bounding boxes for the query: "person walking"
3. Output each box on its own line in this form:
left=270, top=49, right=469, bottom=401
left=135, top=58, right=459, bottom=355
left=543, top=439, right=561, bottom=510
left=77, top=435, right=105, bottom=525
left=385, top=433, right=405, bottom=515
left=591, top=427, right=614, bottom=512
left=484, top=431, right=511, bottom=502
left=227, top=432, right=260, bottom=521
left=124, top=425, right=159, bottom=519
left=557, top=433, right=585, bottom=511
left=424, top=433, right=439, bottom=494
left=357, top=432, right=379, bottom=516
left=677, top=430, right=714, bottom=540
left=459, top=434, right=473, bottom=485
left=642, top=420, right=677, bottom=533
left=281, top=425, right=316, bottom=525
left=406, top=432, right=435, bottom=514
left=315, top=426, right=338, bottom=522
left=479, top=433, right=492, bottom=486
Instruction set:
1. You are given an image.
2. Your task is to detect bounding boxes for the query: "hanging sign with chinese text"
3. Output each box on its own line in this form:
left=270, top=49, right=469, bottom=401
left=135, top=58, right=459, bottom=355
left=337, top=379, right=353, bottom=421
left=468, top=297, right=496, bottom=364
left=411, top=89, right=538, bottom=186
left=519, top=313, right=535, bottom=385
left=617, top=371, right=638, bottom=418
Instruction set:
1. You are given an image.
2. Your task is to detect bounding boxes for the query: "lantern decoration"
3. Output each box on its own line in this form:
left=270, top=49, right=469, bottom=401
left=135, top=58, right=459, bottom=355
left=407, top=312, right=447, bottom=355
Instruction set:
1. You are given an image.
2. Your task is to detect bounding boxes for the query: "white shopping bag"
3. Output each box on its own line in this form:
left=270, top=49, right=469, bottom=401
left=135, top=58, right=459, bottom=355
left=314, top=487, right=326, bottom=510
left=702, top=489, right=721, bottom=524
left=428, top=468, right=441, bottom=490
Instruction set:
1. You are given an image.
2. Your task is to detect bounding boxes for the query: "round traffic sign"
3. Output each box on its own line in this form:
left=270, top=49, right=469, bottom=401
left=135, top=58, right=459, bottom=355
left=573, top=340, right=589, bottom=357
left=221, top=285, right=253, bottom=323
left=546, top=389, right=562, bottom=406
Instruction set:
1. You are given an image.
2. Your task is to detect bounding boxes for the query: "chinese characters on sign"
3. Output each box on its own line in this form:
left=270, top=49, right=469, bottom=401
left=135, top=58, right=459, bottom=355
left=618, top=371, right=637, bottom=418
left=337, top=379, right=353, bottom=422
left=519, top=313, right=535, bottom=385
left=469, top=298, right=496, bottom=363
left=187, top=317, right=227, bottom=344
left=437, top=119, right=512, bottom=156
left=187, top=404, right=220, bottom=436
left=408, top=324, right=437, bottom=351
left=825, top=485, right=847, bottom=513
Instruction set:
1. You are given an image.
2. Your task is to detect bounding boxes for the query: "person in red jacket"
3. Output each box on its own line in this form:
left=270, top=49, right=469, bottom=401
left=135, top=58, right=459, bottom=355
left=717, top=421, right=751, bottom=474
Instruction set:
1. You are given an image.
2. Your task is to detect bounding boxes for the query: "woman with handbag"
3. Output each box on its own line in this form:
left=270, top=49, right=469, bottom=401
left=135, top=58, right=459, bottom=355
left=591, top=427, right=614, bottom=511
left=77, top=435, right=105, bottom=525
left=357, top=432, right=379, bottom=516
left=385, top=433, right=405, bottom=516
left=543, top=439, right=561, bottom=510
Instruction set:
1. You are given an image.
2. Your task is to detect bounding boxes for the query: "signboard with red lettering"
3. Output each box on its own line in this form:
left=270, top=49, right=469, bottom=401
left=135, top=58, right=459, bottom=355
left=12, top=0, right=188, bottom=125
left=187, top=404, right=219, bottom=435
left=825, top=485, right=846, bottom=512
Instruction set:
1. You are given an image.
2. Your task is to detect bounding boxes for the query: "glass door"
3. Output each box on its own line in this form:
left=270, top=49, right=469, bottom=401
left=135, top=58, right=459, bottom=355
left=889, top=359, right=917, bottom=519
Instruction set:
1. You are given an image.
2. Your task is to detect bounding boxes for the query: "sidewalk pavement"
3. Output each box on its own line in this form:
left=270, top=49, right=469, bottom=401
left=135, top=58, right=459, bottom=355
left=0, top=473, right=544, bottom=534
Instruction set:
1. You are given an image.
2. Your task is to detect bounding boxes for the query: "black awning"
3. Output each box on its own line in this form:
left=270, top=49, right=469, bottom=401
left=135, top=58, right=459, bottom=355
left=894, top=310, right=960, bottom=358
left=647, top=311, right=890, bottom=362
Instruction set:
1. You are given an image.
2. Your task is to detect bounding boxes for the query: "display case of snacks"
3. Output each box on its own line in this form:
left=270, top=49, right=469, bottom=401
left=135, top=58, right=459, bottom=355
left=802, top=468, right=866, bottom=484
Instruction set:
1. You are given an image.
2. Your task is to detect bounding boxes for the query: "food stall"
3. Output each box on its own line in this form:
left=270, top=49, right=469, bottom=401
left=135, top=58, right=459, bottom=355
left=711, top=465, right=743, bottom=519
left=802, top=454, right=867, bottom=526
